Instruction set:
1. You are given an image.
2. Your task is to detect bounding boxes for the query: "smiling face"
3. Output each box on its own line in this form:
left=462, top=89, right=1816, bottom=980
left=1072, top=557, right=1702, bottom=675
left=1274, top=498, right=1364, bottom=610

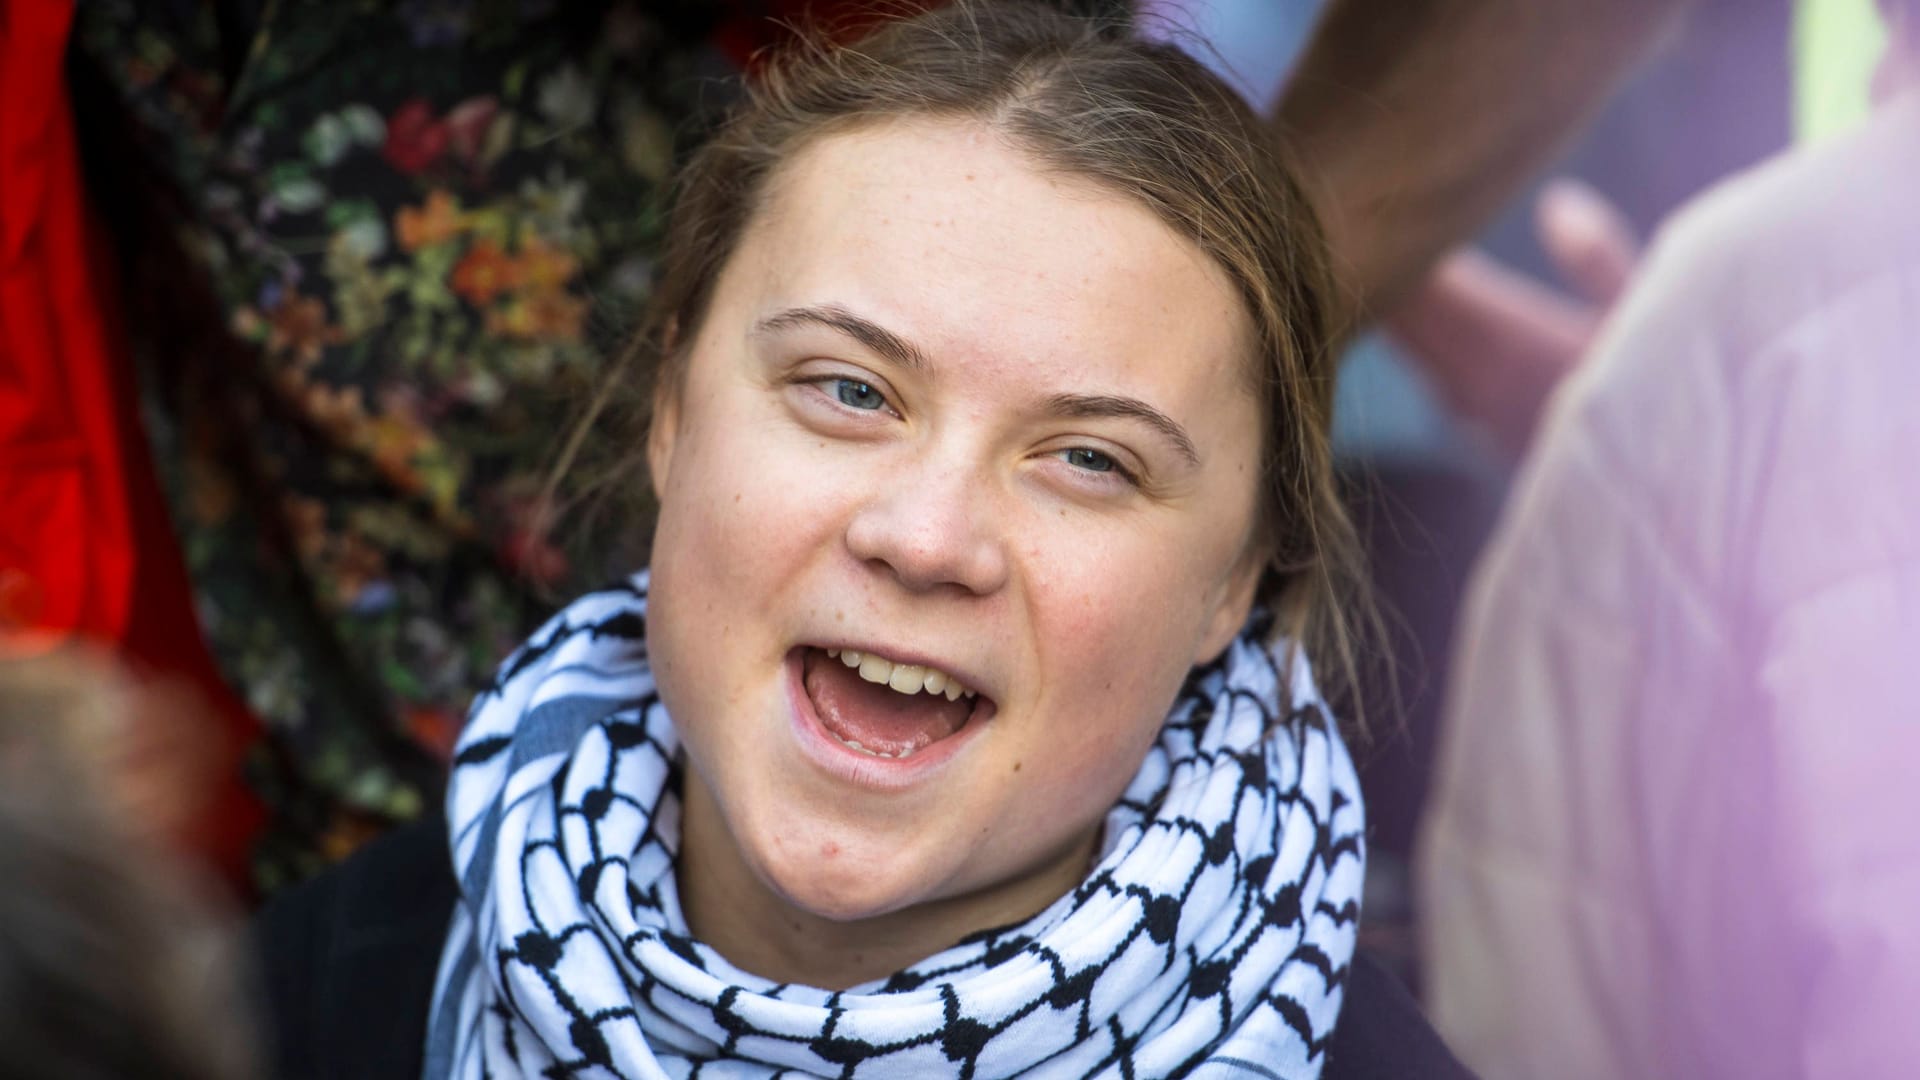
left=645, top=119, right=1266, bottom=972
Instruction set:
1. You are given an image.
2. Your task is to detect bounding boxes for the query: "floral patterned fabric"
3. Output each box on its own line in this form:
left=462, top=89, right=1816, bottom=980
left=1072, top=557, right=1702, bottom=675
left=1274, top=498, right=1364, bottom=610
left=77, top=0, right=733, bottom=888
left=77, top=0, right=1129, bottom=891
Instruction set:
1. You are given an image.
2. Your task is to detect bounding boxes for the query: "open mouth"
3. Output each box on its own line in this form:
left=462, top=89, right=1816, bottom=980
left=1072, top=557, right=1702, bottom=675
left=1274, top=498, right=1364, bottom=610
left=798, top=646, right=991, bottom=760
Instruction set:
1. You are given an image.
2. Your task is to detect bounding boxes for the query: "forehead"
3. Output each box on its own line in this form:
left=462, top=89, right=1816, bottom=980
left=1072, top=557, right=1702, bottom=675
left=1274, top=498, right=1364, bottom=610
left=723, top=119, right=1254, bottom=405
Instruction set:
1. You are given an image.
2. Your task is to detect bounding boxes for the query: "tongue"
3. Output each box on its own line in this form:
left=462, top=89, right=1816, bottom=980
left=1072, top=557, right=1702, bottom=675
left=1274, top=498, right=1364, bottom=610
left=803, top=650, right=973, bottom=757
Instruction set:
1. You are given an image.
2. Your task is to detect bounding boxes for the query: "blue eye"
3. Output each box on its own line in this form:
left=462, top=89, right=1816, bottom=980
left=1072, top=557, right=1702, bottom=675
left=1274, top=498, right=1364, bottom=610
left=835, top=379, right=887, bottom=411
left=1063, top=447, right=1117, bottom=473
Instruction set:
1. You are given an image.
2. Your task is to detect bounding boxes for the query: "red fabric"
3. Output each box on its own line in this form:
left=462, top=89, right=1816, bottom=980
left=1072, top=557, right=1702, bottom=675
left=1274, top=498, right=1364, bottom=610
left=712, top=0, right=939, bottom=72
left=1, top=0, right=262, bottom=888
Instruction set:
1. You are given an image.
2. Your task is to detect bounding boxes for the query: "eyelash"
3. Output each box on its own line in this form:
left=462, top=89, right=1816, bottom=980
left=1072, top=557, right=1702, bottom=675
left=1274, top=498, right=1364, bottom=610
left=801, top=374, right=900, bottom=418
left=1055, top=446, right=1139, bottom=486
left=796, top=375, right=1143, bottom=488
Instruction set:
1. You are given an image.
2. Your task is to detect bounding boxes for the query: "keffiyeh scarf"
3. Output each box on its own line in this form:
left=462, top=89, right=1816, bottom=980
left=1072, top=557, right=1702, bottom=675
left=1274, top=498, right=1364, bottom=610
left=425, top=573, right=1364, bottom=1079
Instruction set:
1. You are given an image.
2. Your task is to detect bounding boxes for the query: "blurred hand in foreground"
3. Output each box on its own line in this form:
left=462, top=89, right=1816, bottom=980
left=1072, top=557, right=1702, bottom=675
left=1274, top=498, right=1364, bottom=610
left=1387, top=178, right=1641, bottom=461
left=0, top=650, right=258, bottom=1079
left=0, top=647, right=225, bottom=853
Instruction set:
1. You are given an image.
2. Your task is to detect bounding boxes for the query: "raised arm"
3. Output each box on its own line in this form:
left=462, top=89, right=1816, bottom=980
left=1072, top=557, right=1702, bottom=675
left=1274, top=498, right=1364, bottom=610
left=1273, top=0, right=1693, bottom=320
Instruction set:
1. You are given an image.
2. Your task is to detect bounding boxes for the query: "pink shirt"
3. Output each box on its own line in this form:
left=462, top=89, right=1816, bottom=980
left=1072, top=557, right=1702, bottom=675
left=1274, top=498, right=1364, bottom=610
left=1419, top=87, right=1920, bottom=1079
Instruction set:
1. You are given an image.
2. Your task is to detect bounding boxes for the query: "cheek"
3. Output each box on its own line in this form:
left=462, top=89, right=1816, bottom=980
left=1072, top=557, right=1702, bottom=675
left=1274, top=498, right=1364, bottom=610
left=654, top=396, right=843, bottom=588
left=647, top=395, right=850, bottom=720
left=1021, top=511, right=1234, bottom=674
left=1015, top=524, right=1223, bottom=778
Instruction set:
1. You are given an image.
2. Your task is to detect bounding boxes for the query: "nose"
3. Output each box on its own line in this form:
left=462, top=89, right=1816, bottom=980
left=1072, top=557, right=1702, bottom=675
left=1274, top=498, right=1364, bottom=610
left=842, top=453, right=1009, bottom=597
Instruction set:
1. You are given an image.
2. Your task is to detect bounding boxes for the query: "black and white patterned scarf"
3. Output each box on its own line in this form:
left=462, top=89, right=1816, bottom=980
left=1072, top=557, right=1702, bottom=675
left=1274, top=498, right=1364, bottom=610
left=425, top=573, right=1364, bottom=1079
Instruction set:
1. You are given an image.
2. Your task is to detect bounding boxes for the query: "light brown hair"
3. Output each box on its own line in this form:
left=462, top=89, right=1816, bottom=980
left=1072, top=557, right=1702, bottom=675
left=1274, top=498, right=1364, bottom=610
left=561, top=0, right=1376, bottom=726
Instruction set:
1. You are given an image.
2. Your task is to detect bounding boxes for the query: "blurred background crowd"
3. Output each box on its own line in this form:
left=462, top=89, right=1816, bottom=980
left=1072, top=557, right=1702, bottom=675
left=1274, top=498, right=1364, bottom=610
left=1, top=0, right=1914, bottom=1076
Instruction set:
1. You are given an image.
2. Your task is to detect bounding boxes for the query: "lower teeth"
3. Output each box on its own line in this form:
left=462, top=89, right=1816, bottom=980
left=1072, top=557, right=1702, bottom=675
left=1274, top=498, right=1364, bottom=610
left=837, top=735, right=912, bottom=760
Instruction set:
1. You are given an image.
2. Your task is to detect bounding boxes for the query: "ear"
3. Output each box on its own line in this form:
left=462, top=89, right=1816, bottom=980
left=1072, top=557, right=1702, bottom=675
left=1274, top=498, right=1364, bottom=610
left=647, top=387, right=679, bottom=500
left=646, top=320, right=683, bottom=499
left=1193, top=547, right=1266, bottom=665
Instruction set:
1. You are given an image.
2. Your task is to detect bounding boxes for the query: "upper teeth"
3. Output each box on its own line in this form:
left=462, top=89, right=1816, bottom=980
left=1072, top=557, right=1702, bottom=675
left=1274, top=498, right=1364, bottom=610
left=827, top=649, right=975, bottom=701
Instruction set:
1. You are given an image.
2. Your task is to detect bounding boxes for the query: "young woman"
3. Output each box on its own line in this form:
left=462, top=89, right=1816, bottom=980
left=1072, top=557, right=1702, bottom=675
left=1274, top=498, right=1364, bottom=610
left=257, top=5, right=1472, bottom=1077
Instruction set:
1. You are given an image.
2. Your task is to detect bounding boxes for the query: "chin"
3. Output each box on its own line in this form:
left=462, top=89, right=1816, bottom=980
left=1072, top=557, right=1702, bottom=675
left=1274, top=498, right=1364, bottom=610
left=747, top=822, right=946, bottom=924
left=776, top=879, right=912, bottom=925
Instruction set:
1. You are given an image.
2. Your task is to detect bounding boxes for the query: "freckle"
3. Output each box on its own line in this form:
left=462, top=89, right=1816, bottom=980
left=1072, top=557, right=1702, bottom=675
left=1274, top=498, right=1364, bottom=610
left=835, top=610, right=845, bottom=623
left=1013, top=761, right=1022, bottom=772
left=965, top=173, right=975, bottom=181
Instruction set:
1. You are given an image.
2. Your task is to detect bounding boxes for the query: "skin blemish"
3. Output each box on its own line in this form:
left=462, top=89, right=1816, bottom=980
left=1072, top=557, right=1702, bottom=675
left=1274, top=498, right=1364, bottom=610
left=821, top=841, right=840, bottom=858
left=1013, top=761, right=1022, bottom=773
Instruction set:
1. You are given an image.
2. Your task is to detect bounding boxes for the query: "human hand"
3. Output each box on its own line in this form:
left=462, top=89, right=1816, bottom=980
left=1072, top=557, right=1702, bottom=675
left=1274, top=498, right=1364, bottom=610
left=1385, top=178, right=1640, bottom=460
left=0, top=649, right=223, bottom=850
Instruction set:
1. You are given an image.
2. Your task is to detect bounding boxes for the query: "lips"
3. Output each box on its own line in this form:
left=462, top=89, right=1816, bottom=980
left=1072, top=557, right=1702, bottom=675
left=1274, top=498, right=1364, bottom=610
left=800, top=647, right=979, bottom=758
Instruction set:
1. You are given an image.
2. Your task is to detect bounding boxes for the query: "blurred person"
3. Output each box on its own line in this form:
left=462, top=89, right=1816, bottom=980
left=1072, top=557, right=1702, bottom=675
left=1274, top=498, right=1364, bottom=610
left=1274, top=0, right=1693, bottom=321
left=1358, top=3, right=1789, bottom=987
left=0, top=652, right=258, bottom=1080
left=1377, top=0, right=1805, bottom=463
left=1418, top=0, right=1920, bottom=1075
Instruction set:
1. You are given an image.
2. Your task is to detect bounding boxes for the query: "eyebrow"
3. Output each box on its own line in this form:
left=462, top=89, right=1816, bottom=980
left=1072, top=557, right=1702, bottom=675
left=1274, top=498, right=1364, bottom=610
left=754, top=304, right=1200, bottom=468
left=753, top=304, right=928, bottom=372
left=1045, top=393, right=1200, bottom=468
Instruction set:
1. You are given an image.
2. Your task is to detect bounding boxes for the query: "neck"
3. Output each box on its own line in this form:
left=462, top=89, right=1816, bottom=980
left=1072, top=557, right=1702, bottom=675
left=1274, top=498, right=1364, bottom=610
left=675, top=767, right=1098, bottom=990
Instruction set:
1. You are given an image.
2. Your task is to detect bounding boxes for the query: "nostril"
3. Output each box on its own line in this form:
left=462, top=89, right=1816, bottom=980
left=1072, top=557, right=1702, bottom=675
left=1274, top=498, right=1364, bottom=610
left=841, top=474, right=1009, bottom=596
